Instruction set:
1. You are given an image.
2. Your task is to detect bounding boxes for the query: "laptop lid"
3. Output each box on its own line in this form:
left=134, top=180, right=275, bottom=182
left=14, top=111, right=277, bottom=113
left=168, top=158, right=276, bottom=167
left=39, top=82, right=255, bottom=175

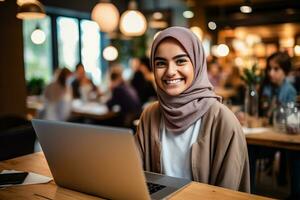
left=32, top=119, right=150, bottom=200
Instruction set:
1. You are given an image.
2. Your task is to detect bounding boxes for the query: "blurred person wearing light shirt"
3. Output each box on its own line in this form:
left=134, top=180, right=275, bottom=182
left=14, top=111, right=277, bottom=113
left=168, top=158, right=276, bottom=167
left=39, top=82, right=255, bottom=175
left=42, top=68, right=72, bottom=121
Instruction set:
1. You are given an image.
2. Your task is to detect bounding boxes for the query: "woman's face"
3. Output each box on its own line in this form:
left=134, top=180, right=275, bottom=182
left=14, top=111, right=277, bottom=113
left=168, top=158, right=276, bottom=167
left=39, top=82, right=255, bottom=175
left=154, top=38, right=194, bottom=96
left=268, top=59, right=286, bottom=86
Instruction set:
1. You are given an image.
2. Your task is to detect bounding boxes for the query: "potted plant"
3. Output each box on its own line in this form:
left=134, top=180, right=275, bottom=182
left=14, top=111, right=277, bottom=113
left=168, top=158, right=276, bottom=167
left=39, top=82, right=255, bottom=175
left=26, top=77, right=45, bottom=96
left=241, top=64, right=262, bottom=127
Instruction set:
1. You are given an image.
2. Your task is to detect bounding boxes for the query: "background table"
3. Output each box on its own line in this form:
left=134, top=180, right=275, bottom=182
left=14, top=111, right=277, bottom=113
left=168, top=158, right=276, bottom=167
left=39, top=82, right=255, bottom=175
left=245, top=128, right=300, bottom=196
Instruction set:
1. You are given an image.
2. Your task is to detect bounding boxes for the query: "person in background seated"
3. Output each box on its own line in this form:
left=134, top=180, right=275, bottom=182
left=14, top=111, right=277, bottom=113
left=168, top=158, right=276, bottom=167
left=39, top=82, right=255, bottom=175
left=70, top=63, right=99, bottom=102
left=260, top=51, right=297, bottom=119
left=224, top=66, right=245, bottom=105
left=130, top=57, right=157, bottom=105
left=207, top=59, right=222, bottom=87
left=257, top=51, right=298, bottom=199
left=71, top=63, right=86, bottom=99
left=79, top=75, right=99, bottom=102
left=106, top=66, right=142, bottom=128
left=135, top=27, right=250, bottom=192
left=42, top=68, right=72, bottom=121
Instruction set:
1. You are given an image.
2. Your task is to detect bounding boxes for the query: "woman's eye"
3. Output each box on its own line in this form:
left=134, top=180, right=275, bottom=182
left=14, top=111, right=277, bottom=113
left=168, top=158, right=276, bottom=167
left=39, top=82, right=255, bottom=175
left=155, top=61, right=166, bottom=67
left=176, top=59, right=187, bottom=65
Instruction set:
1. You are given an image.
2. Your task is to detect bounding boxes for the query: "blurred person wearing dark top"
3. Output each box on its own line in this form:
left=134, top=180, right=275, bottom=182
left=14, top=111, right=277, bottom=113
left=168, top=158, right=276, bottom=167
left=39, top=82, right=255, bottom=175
left=42, top=68, right=72, bottom=121
left=106, top=67, right=142, bottom=128
left=225, top=66, right=245, bottom=105
left=71, top=63, right=85, bottom=99
left=130, top=57, right=157, bottom=105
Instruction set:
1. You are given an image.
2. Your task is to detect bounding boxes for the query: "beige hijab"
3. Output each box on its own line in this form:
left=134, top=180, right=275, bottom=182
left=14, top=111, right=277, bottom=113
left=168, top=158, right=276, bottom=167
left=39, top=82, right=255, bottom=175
left=151, top=26, right=221, bottom=134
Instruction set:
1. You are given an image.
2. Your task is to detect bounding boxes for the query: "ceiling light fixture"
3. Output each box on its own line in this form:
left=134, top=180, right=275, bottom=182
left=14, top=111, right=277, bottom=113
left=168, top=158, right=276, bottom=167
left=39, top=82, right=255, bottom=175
left=119, top=0, right=147, bottom=37
left=103, top=45, right=118, bottom=61
left=16, top=1, right=46, bottom=20
left=208, top=21, right=217, bottom=30
left=91, top=0, right=120, bottom=33
left=31, top=24, right=46, bottom=45
left=183, top=10, right=194, bottom=19
left=240, top=0, right=252, bottom=14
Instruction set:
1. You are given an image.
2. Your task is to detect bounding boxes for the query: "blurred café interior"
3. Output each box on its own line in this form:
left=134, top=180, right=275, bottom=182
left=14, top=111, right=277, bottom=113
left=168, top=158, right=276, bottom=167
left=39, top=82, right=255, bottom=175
left=0, top=0, right=300, bottom=199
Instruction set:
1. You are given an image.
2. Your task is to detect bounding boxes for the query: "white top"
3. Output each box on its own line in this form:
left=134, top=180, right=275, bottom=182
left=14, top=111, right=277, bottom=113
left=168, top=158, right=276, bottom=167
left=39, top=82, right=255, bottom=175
left=161, top=118, right=201, bottom=180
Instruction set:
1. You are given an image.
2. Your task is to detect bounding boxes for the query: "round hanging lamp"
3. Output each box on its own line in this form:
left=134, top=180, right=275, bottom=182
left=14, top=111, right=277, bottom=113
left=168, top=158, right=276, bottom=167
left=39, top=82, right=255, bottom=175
left=91, top=0, right=120, bottom=32
left=119, top=1, right=147, bottom=37
left=103, top=45, right=118, bottom=61
left=16, top=1, right=46, bottom=19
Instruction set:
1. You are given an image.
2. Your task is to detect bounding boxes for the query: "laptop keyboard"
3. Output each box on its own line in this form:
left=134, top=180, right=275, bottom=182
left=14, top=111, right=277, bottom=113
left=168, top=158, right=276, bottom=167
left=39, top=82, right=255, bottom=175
left=147, top=182, right=166, bottom=194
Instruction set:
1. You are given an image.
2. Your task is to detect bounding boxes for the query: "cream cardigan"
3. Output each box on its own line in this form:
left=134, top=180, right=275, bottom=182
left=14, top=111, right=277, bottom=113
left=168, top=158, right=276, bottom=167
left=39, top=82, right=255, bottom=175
left=135, top=101, right=250, bottom=193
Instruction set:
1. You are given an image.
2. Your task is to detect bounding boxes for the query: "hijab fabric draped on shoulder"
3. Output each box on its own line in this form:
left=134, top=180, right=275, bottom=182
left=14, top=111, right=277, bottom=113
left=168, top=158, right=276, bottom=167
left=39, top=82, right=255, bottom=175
left=150, top=26, right=221, bottom=134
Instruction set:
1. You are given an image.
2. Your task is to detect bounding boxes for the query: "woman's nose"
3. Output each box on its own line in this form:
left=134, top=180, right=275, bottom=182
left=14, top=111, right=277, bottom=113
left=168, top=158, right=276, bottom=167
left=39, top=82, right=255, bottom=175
left=166, top=63, right=177, bottom=77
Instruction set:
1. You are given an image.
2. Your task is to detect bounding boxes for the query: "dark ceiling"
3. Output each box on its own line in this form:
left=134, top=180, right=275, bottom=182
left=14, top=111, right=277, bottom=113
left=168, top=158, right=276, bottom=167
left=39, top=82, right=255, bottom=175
left=201, top=0, right=300, bottom=29
left=39, top=0, right=300, bottom=30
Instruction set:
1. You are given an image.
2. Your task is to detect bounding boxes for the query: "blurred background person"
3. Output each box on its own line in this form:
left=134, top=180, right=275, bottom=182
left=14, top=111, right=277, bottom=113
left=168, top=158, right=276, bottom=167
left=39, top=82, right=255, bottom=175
left=71, top=63, right=86, bottom=99
left=224, top=66, right=245, bottom=106
left=207, top=60, right=223, bottom=87
left=41, top=67, right=72, bottom=121
left=251, top=51, right=298, bottom=194
left=260, top=51, right=297, bottom=119
left=130, top=56, right=157, bottom=105
left=79, top=75, right=99, bottom=102
left=70, top=63, right=99, bottom=102
left=106, top=65, right=142, bottom=128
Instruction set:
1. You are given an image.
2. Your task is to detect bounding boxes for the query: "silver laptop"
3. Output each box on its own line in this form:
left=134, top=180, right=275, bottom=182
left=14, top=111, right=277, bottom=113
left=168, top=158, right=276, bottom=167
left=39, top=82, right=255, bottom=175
left=32, top=119, right=191, bottom=200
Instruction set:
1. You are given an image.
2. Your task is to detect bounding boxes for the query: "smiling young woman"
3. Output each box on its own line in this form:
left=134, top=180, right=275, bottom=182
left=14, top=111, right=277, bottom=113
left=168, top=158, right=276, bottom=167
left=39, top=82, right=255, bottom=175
left=135, top=26, right=250, bottom=193
left=153, top=38, right=194, bottom=96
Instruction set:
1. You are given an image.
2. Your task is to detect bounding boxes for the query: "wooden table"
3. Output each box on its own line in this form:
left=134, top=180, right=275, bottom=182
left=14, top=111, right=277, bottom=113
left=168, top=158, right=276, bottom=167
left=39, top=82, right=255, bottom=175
left=245, top=129, right=300, bottom=151
left=0, top=153, right=271, bottom=200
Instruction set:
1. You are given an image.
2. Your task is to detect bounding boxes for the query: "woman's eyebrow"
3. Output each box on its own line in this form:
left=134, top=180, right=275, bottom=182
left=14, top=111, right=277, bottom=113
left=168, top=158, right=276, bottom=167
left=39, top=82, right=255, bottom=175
left=154, top=57, right=166, bottom=61
left=173, top=54, right=188, bottom=59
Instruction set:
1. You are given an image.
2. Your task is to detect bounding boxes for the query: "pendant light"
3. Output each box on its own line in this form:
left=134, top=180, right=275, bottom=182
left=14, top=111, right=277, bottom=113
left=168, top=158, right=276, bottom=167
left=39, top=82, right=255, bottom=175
left=119, top=0, right=147, bottom=37
left=16, top=0, right=46, bottom=20
left=31, top=24, right=46, bottom=45
left=103, top=45, right=118, bottom=61
left=91, top=0, right=120, bottom=33
left=240, top=0, right=252, bottom=14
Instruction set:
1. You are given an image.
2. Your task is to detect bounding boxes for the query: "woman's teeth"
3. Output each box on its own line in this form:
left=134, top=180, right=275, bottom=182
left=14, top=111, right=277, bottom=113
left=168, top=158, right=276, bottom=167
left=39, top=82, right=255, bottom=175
left=165, top=79, right=182, bottom=84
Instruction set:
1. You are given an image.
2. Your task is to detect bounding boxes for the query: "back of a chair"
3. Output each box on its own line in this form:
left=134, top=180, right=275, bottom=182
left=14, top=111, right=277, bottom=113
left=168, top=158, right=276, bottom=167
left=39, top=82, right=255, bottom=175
left=0, top=115, right=36, bottom=161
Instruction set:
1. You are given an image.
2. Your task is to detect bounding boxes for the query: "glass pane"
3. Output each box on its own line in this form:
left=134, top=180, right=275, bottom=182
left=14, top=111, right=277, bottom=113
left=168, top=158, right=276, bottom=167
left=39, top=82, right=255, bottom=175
left=23, top=16, right=52, bottom=84
left=80, top=19, right=101, bottom=85
left=57, top=17, right=79, bottom=71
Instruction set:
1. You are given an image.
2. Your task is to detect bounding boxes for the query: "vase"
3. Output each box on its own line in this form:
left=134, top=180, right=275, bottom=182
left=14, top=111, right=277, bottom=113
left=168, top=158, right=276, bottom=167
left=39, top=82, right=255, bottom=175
left=244, top=84, right=259, bottom=127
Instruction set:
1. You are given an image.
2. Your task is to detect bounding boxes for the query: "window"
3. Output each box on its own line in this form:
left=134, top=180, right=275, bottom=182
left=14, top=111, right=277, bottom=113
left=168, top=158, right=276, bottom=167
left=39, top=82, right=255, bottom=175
left=80, top=20, right=102, bottom=84
left=23, top=16, right=52, bottom=83
left=57, top=16, right=80, bottom=71
left=23, top=14, right=103, bottom=86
